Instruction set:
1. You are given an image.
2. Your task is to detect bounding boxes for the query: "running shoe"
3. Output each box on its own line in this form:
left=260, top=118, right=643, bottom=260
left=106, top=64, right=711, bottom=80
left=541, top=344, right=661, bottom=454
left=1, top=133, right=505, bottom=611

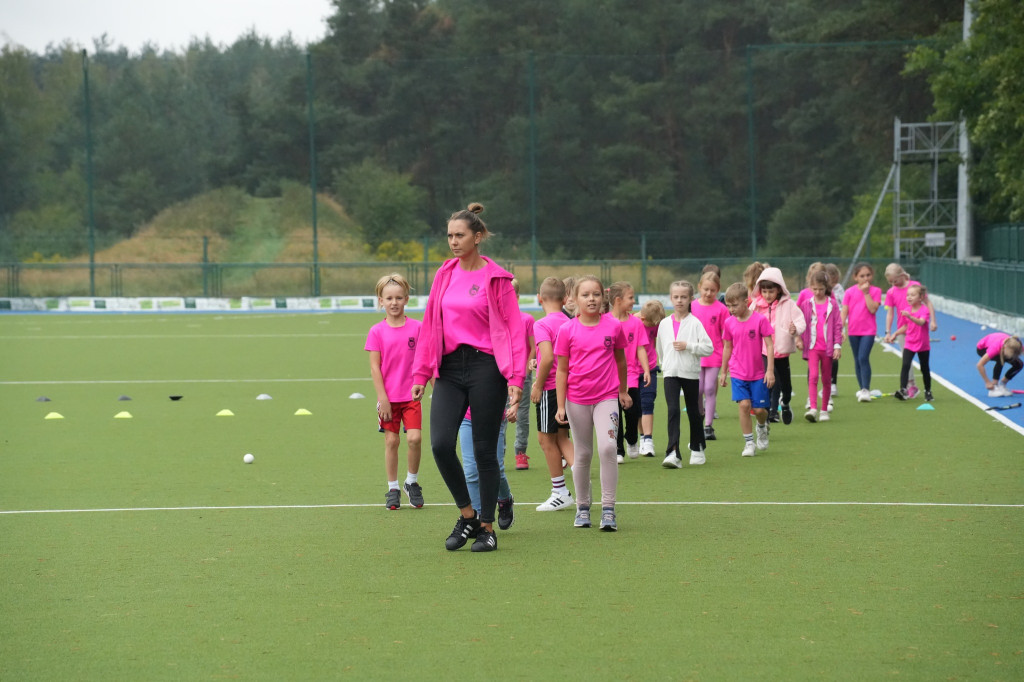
left=626, top=442, right=640, bottom=459
left=444, top=515, right=481, bottom=551
left=385, top=488, right=401, bottom=510
left=574, top=507, right=592, bottom=528
left=805, top=408, right=818, bottom=422
left=781, top=402, right=793, bottom=424
left=515, top=452, right=529, bottom=470
left=639, top=438, right=654, bottom=456
left=818, top=411, right=830, bottom=422
left=689, top=449, right=706, bottom=466
left=403, top=482, right=424, bottom=508
left=599, top=509, right=617, bottom=532
left=894, top=388, right=908, bottom=401
left=704, top=425, right=717, bottom=441
left=662, top=451, right=683, bottom=469
left=497, top=496, right=514, bottom=530
left=741, top=441, right=756, bottom=457
left=536, top=490, right=574, bottom=511
left=925, top=390, right=934, bottom=402
left=755, top=423, right=769, bottom=451
left=471, top=530, right=497, bottom=552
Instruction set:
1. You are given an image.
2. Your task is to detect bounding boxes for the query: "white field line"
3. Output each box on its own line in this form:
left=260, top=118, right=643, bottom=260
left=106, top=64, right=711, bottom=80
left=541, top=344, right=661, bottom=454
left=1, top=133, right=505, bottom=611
left=879, top=341, right=1024, bottom=437
left=1, top=500, right=1021, bottom=515
left=0, top=377, right=370, bottom=385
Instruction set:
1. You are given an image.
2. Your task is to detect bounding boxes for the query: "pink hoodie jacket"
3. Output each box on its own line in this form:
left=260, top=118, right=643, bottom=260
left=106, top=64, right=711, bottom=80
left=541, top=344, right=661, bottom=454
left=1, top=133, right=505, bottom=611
left=412, top=256, right=527, bottom=389
left=799, top=292, right=843, bottom=360
left=750, top=267, right=806, bottom=358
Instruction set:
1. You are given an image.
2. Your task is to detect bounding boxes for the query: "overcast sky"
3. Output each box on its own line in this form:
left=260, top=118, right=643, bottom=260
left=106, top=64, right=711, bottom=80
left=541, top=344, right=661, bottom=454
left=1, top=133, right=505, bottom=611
left=0, top=0, right=335, bottom=54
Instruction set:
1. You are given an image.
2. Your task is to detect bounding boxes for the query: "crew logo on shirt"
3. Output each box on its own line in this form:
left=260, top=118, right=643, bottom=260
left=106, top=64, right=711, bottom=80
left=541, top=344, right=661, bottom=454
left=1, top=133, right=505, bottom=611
left=408, top=336, right=416, bottom=348
left=604, top=336, right=613, bottom=348
left=468, top=284, right=481, bottom=296
left=711, top=315, right=718, bottom=324
left=628, top=332, right=634, bottom=342
left=748, top=329, right=756, bottom=339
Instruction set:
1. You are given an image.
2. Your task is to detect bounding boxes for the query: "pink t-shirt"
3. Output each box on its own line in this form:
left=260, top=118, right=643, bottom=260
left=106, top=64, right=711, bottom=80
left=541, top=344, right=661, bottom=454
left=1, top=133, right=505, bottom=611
left=884, top=280, right=920, bottom=331
left=814, top=301, right=828, bottom=347
left=842, top=285, right=882, bottom=336
left=691, top=299, right=729, bottom=368
left=533, top=311, right=569, bottom=391
left=978, top=332, right=1009, bottom=359
left=797, top=288, right=812, bottom=307
left=364, top=317, right=422, bottom=403
left=520, top=312, right=536, bottom=348
left=723, top=311, right=774, bottom=381
left=554, top=314, right=628, bottom=405
left=441, top=265, right=492, bottom=355
left=899, top=305, right=931, bottom=352
left=643, top=322, right=659, bottom=368
left=616, top=314, right=652, bottom=388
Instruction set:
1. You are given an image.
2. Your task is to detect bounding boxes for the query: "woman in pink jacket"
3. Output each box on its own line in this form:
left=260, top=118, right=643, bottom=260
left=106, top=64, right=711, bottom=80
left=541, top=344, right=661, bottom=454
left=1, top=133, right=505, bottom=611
left=751, top=267, right=806, bottom=425
left=411, top=203, right=526, bottom=553
left=797, top=270, right=843, bottom=423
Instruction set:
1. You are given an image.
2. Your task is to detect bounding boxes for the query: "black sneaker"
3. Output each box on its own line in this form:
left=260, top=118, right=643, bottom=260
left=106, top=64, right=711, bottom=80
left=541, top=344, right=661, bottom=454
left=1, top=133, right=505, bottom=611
left=497, top=496, right=514, bottom=530
left=781, top=403, right=793, bottom=425
left=471, top=529, right=497, bottom=552
left=385, top=488, right=400, bottom=510
left=768, top=410, right=781, bottom=424
left=704, top=425, right=716, bottom=441
left=444, top=515, right=481, bottom=550
left=894, top=388, right=908, bottom=401
left=403, top=481, right=424, bottom=508
left=925, top=390, right=934, bottom=402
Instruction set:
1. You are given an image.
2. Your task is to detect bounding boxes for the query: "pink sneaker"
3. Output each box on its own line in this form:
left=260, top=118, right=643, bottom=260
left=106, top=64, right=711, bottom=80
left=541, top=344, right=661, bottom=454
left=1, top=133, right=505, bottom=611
left=515, top=452, right=529, bottom=470
left=906, top=384, right=919, bottom=399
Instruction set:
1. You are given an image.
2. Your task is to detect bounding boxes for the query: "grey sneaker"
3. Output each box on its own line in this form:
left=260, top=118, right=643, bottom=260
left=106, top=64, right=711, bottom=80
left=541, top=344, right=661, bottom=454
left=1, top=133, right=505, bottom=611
left=574, top=506, right=591, bottom=528
left=497, top=496, right=514, bottom=530
left=403, top=481, right=424, bottom=508
left=599, top=509, right=617, bottom=532
left=385, top=488, right=400, bottom=510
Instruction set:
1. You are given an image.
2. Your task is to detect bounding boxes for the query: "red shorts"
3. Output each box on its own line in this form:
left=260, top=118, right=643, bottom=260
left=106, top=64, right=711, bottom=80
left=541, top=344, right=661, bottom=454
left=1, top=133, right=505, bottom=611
left=378, top=400, right=422, bottom=434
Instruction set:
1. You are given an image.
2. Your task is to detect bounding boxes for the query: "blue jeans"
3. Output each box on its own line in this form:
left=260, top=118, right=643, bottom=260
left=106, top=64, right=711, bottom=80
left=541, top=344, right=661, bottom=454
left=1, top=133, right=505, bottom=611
left=460, top=417, right=512, bottom=514
left=849, top=335, right=875, bottom=390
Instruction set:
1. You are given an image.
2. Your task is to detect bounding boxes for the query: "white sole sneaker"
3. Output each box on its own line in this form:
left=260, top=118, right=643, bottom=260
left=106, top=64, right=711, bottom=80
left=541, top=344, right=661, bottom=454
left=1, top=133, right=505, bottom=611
left=689, top=450, right=706, bottom=465
left=818, top=411, right=830, bottom=422
left=536, top=491, right=575, bottom=511
left=741, top=442, right=756, bottom=457
left=638, top=439, right=654, bottom=456
left=662, top=451, right=683, bottom=469
left=755, top=425, right=769, bottom=451
left=805, top=409, right=817, bottom=423
left=626, top=442, right=640, bottom=459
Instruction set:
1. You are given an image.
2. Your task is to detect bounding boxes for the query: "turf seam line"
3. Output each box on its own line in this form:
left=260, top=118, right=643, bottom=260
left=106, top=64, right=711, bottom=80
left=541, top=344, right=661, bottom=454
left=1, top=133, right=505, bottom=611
left=2, top=500, right=1022, bottom=515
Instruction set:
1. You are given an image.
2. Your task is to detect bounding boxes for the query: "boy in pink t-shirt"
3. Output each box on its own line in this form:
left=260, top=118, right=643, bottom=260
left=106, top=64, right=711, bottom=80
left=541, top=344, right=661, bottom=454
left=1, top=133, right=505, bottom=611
left=366, top=273, right=424, bottom=510
left=893, top=284, right=933, bottom=402
left=719, top=282, right=775, bottom=457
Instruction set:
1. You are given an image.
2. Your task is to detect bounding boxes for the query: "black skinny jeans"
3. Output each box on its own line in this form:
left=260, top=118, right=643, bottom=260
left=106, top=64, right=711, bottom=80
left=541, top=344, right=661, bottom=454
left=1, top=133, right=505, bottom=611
left=900, top=349, right=931, bottom=392
left=767, top=355, right=792, bottom=413
left=430, top=346, right=508, bottom=524
left=663, top=376, right=704, bottom=455
left=616, top=387, right=642, bottom=453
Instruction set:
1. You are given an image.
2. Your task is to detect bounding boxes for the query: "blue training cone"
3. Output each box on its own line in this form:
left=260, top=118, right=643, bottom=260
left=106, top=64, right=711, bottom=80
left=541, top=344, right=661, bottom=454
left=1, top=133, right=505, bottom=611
left=916, top=403, right=935, bottom=411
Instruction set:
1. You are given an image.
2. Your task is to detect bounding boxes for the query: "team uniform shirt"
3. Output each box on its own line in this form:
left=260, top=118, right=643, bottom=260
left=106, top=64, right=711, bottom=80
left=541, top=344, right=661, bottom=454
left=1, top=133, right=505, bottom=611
left=691, top=299, right=729, bottom=368
left=441, top=265, right=493, bottom=355
left=884, top=280, right=920, bottom=332
left=722, top=312, right=774, bottom=381
left=554, top=314, right=628, bottom=405
left=899, top=305, right=931, bottom=352
left=533, top=311, right=569, bottom=392
left=814, top=301, right=828, bottom=348
left=364, top=317, right=422, bottom=403
left=643, top=322, right=659, bottom=369
left=978, top=332, right=1010, bottom=359
left=842, top=285, right=882, bottom=336
left=617, top=314, right=652, bottom=389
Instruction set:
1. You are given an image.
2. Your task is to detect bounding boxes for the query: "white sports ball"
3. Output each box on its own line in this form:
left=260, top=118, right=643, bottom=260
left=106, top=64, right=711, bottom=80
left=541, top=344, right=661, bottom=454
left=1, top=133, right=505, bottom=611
left=981, top=325, right=988, bottom=330
left=243, top=453, right=254, bottom=464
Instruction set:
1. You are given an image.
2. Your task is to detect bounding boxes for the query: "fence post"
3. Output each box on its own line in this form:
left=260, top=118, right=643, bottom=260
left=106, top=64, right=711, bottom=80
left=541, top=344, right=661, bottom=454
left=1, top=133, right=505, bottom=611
left=306, top=52, right=320, bottom=297
left=81, top=50, right=97, bottom=297
left=640, top=233, right=647, bottom=294
left=202, top=236, right=209, bottom=297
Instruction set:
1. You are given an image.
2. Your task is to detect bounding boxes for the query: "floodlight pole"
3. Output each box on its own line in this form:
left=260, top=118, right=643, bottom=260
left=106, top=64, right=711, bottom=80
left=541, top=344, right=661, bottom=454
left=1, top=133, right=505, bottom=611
left=82, top=50, right=97, bottom=296
left=306, top=52, right=320, bottom=297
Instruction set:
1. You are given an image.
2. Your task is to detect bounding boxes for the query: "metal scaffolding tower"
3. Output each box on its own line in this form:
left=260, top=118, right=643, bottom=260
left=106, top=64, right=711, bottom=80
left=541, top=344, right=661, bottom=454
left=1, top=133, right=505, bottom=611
left=892, top=117, right=960, bottom=260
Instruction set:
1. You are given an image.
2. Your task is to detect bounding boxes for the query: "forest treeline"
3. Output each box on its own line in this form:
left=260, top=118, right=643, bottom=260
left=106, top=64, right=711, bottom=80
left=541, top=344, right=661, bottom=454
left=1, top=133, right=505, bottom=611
left=2, top=0, right=1017, bottom=263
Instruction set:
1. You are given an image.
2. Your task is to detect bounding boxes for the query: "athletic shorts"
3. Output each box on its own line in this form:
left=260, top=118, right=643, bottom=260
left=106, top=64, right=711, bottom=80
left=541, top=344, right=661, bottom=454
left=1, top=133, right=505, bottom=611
left=730, top=377, right=770, bottom=409
left=378, top=400, right=422, bottom=434
left=535, top=388, right=568, bottom=434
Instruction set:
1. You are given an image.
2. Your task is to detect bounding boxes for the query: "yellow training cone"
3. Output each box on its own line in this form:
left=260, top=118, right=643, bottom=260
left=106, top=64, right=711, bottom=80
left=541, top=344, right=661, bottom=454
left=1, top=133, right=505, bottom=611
left=114, top=411, right=133, bottom=419
left=216, top=409, right=235, bottom=416
left=44, top=412, right=64, bottom=420
left=294, top=408, right=313, bottom=416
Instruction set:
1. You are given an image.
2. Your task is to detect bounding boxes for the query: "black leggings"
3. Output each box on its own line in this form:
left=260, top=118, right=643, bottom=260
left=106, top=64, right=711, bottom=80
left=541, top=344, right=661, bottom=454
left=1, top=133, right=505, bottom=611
left=663, top=376, right=704, bottom=455
left=767, top=355, right=792, bottom=412
left=900, top=349, right=931, bottom=392
left=616, top=386, right=641, bottom=453
left=978, top=346, right=1023, bottom=382
left=429, top=346, right=508, bottom=524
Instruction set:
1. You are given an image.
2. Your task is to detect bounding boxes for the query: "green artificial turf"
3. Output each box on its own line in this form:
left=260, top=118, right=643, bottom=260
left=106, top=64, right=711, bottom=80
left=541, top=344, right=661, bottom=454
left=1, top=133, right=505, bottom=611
left=1, top=312, right=1022, bottom=681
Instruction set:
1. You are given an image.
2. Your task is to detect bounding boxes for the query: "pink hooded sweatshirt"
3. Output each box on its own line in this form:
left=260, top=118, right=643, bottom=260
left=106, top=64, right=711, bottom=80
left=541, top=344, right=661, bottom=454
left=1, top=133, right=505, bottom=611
left=412, top=256, right=527, bottom=389
left=798, top=291, right=843, bottom=360
left=750, top=267, right=806, bottom=358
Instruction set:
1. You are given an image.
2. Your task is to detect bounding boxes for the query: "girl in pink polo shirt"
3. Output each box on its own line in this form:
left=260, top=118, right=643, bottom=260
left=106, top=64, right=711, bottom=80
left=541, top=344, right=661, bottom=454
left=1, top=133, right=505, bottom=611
left=608, top=281, right=651, bottom=462
left=893, top=284, right=933, bottom=402
left=365, top=273, right=424, bottom=511
left=842, top=262, right=882, bottom=403
left=976, top=332, right=1023, bottom=396
left=555, top=276, right=630, bottom=532
left=411, top=203, right=527, bottom=554
left=690, top=271, right=729, bottom=442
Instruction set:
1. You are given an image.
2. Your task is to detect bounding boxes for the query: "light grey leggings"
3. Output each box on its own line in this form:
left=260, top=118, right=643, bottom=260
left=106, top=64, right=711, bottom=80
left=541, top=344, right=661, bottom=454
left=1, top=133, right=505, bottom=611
left=565, top=398, right=620, bottom=509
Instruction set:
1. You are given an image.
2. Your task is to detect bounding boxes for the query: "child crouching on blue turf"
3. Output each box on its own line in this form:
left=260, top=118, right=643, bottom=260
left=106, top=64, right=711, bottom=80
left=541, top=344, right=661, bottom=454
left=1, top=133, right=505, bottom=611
left=719, top=282, right=775, bottom=457
left=365, top=273, right=424, bottom=510
left=976, top=333, right=1023, bottom=397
